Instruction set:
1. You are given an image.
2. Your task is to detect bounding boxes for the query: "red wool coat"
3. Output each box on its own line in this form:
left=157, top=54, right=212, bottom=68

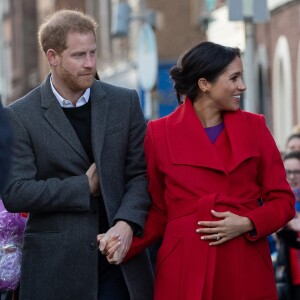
left=127, top=99, right=295, bottom=300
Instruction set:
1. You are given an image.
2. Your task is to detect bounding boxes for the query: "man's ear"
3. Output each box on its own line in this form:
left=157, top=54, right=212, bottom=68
left=197, top=78, right=209, bottom=93
left=46, top=49, right=59, bottom=67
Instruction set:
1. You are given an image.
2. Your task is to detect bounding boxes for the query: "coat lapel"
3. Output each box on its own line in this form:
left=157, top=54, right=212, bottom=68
left=90, top=81, right=109, bottom=166
left=222, top=110, right=259, bottom=172
left=167, top=99, right=225, bottom=172
left=40, top=75, right=90, bottom=165
left=166, top=99, right=259, bottom=173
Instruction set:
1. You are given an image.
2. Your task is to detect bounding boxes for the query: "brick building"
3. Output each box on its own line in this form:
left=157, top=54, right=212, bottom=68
left=206, top=0, right=300, bottom=150
left=1, top=0, right=298, bottom=147
left=0, top=0, right=207, bottom=117
left=256, top=0, right=300, bottom=149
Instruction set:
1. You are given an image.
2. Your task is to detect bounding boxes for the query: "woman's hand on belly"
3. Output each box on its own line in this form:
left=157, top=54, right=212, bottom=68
left=196, top=210, right=254, bottom=245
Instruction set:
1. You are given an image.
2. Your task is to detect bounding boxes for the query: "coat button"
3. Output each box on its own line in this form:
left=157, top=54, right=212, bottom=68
left=89, top=242, right=96, bottom=250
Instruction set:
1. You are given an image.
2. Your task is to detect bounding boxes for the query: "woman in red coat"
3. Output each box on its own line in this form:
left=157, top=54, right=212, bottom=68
left=99, top=41, right=295, bottom=299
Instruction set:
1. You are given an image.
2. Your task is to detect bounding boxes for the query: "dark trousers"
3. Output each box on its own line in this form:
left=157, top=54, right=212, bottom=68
left=0, top=292, right=12, bottom=300
left=98, top=255, right=130, bottom=300
left=291, top=284, right=300, bottom=300
left=0, top=290, right=18, bottom=300
left=0, top=286, right=19, bottom=300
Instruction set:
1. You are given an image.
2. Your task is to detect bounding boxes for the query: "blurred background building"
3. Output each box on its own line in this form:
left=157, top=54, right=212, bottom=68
left=0, top=0, right=299, bottom=150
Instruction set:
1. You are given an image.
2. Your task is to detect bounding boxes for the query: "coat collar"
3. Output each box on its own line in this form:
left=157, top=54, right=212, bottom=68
left=166, top=98, right=259, bottom=173
left=40, top=75, right=109, bottom=165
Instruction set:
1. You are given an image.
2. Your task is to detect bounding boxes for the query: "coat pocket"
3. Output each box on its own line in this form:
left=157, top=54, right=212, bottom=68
left=154, top=236, right=183, bottom=300
left=105, top=123, right=123, bottom=135
left=252, top=238, right=274, bottom=273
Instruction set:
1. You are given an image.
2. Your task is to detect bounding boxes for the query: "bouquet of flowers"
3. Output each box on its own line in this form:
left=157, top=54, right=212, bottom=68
left=0, top=200, right=26, bottom=291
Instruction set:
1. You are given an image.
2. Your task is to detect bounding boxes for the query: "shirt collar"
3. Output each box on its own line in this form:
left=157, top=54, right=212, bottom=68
left=50, top=76, right=90, bottom=108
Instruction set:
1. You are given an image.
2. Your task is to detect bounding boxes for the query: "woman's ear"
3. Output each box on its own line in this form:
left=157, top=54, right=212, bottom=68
left=46, top=49, right=59, bottom=67
left=198, top=78, right=209, bottom=93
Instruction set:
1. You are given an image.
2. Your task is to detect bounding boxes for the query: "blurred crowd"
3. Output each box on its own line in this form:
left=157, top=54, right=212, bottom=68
left=271, top=126, right=300, bottom=300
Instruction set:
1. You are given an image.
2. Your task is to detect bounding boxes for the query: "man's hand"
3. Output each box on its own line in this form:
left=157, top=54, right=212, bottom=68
left=287, top=212, right=300, bottom=231
left=86, top=163, right=100, bottom=196
left=97, top=220, right=133, bottom=264
left=97, top=233, right=122, bottom=264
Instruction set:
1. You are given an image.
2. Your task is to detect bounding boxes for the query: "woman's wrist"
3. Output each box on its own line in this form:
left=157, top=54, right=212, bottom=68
left=242, top=217, right=255, bottom=233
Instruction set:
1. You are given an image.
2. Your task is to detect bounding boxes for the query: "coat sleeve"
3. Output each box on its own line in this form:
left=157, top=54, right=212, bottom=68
left=244, top=115, right=295, bottom=239
left=112, top=90, right=152, bottom=231
left=0, top=102, right=13, bottom=195
left=2, top=106, right=91, bottom=213
left=125, top=121, right=167, bottom=260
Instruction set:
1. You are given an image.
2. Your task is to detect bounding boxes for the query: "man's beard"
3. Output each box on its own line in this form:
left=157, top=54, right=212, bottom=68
left=59, top=64, right=96, bottom=91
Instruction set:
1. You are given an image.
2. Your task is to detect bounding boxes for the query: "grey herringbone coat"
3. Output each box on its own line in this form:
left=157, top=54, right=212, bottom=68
left=2, top=75, right=154, bottom=300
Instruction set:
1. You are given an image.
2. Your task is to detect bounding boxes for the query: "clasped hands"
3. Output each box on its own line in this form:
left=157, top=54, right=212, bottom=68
left=97, top=220, right=133, bottom=265
left=97, top=210, right=254, bottom=265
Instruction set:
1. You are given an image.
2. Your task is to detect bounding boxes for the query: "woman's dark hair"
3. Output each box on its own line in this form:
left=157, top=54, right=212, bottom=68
left=169, top=41, right=241, bottom=104
left=283, top=150, right=300, bottom=162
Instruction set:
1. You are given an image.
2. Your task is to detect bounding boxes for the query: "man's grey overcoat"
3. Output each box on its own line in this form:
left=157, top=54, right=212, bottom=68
left=2, top=75, right=154, bottom=300
left=0, top=100, right=12, bottom=194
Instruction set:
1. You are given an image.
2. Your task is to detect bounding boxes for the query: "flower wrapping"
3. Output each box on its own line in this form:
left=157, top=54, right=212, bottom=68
left=0, top=200, right=26, bottom=291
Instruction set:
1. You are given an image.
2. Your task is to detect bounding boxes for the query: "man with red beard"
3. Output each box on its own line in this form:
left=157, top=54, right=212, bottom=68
left=2, top=9, right=153, bottom=300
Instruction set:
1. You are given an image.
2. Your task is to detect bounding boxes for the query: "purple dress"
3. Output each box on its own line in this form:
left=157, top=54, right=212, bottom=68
left=204, top=122, right=224, bottom=143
